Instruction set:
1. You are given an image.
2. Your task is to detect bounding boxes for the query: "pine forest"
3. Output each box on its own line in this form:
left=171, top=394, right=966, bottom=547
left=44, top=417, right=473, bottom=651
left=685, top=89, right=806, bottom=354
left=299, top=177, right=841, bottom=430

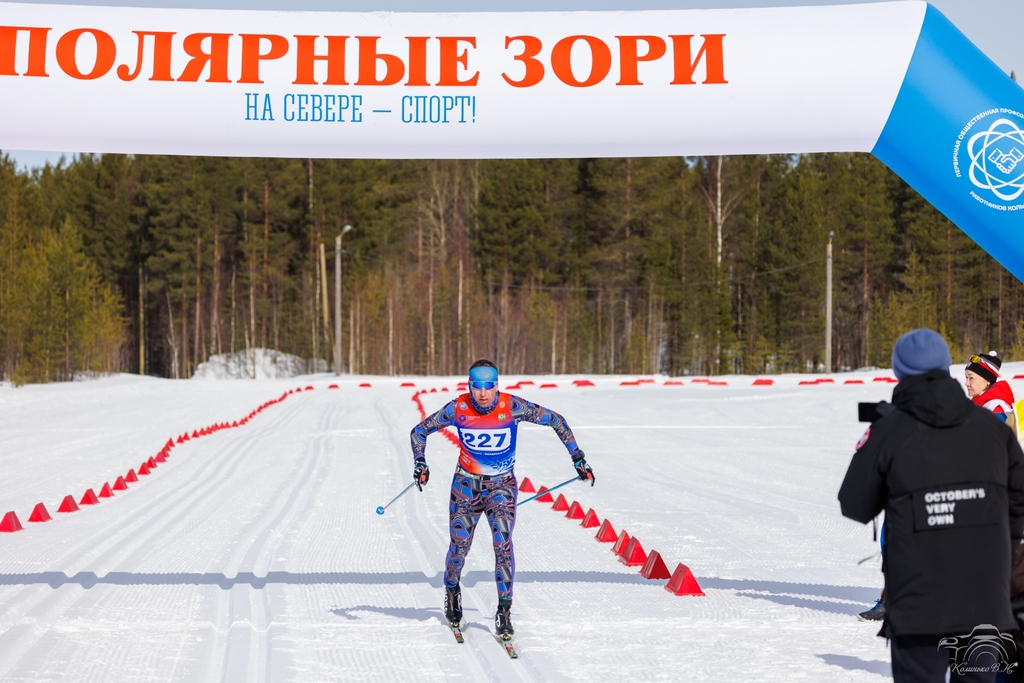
left=0, top=151, right=1021, bottom=384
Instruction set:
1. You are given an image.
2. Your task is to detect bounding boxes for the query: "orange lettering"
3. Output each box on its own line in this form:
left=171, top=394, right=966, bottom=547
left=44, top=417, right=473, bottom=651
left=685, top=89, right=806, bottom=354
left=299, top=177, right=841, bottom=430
left=56, top=28, right=116, bottom=80
left=239, top=34, right=288, bottom=84
left=406, top=36, right=429, bottom=86
left=356, top=36, right=404, bottom=86
left=616, top=35, right=665, bottom=86
left=670, top=34, right=727, bottom=85
left=437, top=36, right=477, bottom=86
left=177, top=33, right=231, bottom=83
left=550, top=35, right=611, bottom=88
left=0, top=26, right=50, bottom=77
left=117, top=31, right=174, bottom=81
left=293, top=36, right=348, bottom=85
left=502, top=35, right=543, bottom=88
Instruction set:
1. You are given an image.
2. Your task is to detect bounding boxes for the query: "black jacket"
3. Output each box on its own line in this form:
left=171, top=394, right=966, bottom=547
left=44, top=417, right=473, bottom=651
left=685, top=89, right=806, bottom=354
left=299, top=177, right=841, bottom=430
left=839, top=369, right=1024, bottom=637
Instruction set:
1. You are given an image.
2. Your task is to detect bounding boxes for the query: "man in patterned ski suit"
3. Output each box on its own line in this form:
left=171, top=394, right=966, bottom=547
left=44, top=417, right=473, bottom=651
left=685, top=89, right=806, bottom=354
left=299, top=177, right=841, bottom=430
left=409, top=359, right=595, bottom=636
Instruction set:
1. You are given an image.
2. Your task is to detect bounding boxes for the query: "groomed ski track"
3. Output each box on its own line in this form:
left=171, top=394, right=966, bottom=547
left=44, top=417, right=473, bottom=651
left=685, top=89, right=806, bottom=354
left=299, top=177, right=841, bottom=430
left=3, top=369, right=997, bottom=680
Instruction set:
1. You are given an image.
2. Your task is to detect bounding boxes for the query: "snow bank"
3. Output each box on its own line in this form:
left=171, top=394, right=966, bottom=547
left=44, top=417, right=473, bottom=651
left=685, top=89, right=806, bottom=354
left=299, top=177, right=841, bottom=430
left=191, top=349, right=327, bottom=380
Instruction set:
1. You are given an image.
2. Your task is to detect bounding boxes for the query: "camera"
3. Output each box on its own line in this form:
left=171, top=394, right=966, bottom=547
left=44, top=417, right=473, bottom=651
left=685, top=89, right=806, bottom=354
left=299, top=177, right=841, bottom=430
left=859, top=401, right=895, bottom=423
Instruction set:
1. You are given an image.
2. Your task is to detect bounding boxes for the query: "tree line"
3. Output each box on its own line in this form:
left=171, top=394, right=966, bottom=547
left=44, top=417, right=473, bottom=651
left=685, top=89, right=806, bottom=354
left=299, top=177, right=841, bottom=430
left=0, top=150, right=1019, bottom=383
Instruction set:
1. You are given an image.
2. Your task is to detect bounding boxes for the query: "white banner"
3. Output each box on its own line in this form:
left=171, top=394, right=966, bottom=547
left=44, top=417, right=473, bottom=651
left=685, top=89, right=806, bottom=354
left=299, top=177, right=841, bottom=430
left=0, top=1, right=925, bottom=158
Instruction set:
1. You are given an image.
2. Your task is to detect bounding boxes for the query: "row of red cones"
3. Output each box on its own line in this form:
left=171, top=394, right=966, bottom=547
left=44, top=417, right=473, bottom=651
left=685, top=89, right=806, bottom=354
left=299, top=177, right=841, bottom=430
left=520, top=477, right=705, bottom=597
left=0, top=441, right=174, bottom=532
left=1, top=384, right=319, bottom=534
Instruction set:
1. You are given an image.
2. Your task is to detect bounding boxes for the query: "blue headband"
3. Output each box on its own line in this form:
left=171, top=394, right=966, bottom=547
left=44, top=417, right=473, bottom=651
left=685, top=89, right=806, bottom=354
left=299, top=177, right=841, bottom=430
left=469, top=366, right=498, bottom=383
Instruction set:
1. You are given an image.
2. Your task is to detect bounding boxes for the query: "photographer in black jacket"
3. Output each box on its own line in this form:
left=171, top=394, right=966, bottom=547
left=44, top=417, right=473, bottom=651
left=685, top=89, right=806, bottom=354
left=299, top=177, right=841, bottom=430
left=839, top=329, right=1024, bottom=683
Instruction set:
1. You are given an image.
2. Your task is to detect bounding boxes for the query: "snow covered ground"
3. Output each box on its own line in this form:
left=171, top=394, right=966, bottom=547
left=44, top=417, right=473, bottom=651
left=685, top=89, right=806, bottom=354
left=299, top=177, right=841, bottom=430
left=2, top=365, right=1021, bottom=681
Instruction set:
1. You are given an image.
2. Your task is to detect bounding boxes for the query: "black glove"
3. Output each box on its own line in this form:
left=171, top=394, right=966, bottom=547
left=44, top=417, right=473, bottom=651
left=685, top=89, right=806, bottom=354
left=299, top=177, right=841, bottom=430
left=414, top=459, right=430, bottom=491
left=572, top=452, right=595, bottom=486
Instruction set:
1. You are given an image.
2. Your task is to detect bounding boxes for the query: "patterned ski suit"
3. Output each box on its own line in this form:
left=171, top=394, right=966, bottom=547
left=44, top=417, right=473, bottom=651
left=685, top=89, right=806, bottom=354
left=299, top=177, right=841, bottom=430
left=411, top=392, right=581, bottom=598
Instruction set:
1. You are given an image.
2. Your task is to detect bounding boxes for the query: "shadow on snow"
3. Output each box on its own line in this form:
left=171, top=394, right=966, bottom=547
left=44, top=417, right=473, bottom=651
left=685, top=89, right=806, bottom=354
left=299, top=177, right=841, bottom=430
left=0, top=568, right=652, bottom=589
left=816, top=654, right=891, bottom=677
left=0, top=571, right=880, bottom=617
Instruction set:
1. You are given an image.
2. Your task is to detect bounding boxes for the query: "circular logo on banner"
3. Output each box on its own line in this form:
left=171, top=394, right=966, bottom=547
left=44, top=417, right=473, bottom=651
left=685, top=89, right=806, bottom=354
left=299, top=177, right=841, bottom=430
left=953, top=108, right=1024, bottom=212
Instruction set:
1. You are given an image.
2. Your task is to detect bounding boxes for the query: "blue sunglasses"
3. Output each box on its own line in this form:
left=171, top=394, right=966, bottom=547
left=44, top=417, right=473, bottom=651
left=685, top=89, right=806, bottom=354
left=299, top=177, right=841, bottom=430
left=468, top=381, right=497, bottom=390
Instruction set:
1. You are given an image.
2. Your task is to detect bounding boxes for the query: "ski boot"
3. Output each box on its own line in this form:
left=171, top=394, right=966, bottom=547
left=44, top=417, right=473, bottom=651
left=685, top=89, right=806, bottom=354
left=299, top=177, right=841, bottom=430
left=444, top=584, right=463, bottom=626
left=495, top=597, right=514, bottom=637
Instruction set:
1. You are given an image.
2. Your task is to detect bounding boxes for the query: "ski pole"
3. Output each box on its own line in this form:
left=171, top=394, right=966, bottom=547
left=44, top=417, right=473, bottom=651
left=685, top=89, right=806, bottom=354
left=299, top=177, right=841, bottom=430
left=517, top=477, right=578, bottom=507
left=376, top=481, right=417, bottom=515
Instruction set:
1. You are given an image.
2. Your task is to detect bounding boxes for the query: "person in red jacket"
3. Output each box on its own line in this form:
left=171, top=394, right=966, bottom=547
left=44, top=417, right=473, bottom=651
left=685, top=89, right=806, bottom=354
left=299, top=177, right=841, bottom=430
left=965, top=353, right=1017, bottom=433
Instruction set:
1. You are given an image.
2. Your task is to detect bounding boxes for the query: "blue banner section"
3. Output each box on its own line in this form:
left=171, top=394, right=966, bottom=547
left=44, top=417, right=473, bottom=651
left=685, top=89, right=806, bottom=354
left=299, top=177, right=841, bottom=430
left=873, top=4, right=1024, bottom=278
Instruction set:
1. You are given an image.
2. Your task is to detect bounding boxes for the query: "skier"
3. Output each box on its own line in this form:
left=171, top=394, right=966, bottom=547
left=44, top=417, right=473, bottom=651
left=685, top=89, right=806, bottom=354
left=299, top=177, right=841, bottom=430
left=409, top=359, right=594, bottom=639
left=965, top=352, right=1017, bottom=434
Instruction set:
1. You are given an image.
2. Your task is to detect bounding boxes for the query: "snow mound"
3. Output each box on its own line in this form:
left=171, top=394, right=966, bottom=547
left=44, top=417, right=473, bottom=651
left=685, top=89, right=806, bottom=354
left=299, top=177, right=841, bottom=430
left=191, top=349, right=326, bottom=380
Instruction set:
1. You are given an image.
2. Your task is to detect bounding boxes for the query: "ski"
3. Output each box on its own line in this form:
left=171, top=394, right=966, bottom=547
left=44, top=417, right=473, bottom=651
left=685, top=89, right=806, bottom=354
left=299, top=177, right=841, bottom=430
left=448, top=622, right=464, bottom=644
left=495, top=633, right=519, bottom=659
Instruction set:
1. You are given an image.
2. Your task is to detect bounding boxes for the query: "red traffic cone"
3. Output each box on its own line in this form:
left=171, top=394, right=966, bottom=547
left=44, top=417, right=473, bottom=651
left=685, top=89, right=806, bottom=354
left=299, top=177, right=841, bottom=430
left=155, top=452, right=166, bottom=463
left=112, top=476, right=128, bottom=491
left=57, top=495, right=79, bottom=513
left=125, top=469, right=139, bottom=483
left=147, top=457, right=157, bottom=469
left=581, top=508, right=601, bottom=529
left=305, top=385, right=314, bottom=391
left=534, top=486, right=554, bottom=503
left=640, top=550, right=673, bottom=580
left=98, top=483, right=114, bottom=498
left=612, top=530, right=632, bottom=556
left=165, top=439, right=174, bottom=450
left=192, top=430, right=199, bottom=438
left=138, top=462, right=151, bottom=475
left=595, top=519, right=618, bottom=542
left=176, top=434, right=185, bottom=444
left=666, top=563, right=705, bottom=596
left=79, top=488, right=99, bottom=505
left=619, top=537, right=648, bottom=567
left=28, top=502, right=51, bottom=523
left=519, top=477, right=536, bottom=493
left=565, top=501, right=586, bottom=520
left=551, top=494, right=570, bottom=512
left=0, top=511, right=23, bottom=532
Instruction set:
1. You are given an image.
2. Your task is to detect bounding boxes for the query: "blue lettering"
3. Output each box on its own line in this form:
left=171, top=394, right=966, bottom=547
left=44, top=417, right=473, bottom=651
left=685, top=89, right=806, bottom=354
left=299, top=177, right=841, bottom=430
left=415, top=95, right=427, bottom=123
left=297, top=94, right=309, bottom=122
left=262, top=93, right=274, bottom=121
left=325, top=94, right=336, bottom=122
left=429, top=95, right=440, bottom=123
left=246, top=93, right=258, bottom=121
left=443, top=96, right=454, bottom=124
left=311, top=94, right=323, bottom=122
left=283, top=93, right=295, bottom=122
left=401, top=95, right=413, bottom=123
left=352, top=95, right=362, bottom=122
left=338, top=94, right=349, bottom=122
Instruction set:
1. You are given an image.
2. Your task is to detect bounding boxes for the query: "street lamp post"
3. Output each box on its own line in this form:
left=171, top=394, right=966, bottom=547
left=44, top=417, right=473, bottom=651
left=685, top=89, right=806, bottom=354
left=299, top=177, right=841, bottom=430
left=335, top=224, right=351, bottom=375
left=825, top=231, right=833, bottom=374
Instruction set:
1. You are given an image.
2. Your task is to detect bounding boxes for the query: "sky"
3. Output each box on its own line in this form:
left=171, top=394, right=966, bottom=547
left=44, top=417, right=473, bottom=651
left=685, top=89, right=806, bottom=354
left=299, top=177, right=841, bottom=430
left=4, top=0, right=1021, bottom=171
